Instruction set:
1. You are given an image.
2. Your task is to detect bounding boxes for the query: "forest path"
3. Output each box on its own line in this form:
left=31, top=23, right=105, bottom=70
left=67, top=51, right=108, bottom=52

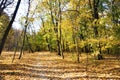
left=0, top=52, right=120, bottom=80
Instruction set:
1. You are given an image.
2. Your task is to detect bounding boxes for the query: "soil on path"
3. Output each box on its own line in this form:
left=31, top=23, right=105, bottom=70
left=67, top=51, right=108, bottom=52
left=0, top=52, right=120, bottom=80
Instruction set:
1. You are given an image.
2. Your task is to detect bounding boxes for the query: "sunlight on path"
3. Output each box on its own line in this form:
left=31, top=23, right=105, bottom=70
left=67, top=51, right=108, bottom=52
left=0, top=52, right=120, bottom=80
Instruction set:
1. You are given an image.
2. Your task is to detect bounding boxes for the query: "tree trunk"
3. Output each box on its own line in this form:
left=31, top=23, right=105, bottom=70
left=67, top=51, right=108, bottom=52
left=12, top=37, right=19, bottom=63
left=0, top=0, right=21, bottom=55
left=19, top=0, right=31, bottom=59
left=93, top=0, right=99, bottom=37
left=46, top=37, right=51, bottom=51
left=59, top=0, right=64, bottom=59
left=26, top=34, right=34, bottom=53
left=76, top=38, right=80, bottom=63
left=57, top=39, right=61, bottom=55
left=19, top=27, right=27, bottom=59
left=49, top=1, right=61, bottom=56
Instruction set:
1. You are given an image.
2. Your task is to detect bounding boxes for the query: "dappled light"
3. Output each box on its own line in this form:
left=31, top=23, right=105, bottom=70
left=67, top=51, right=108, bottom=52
left=0, top=0, right=120, bottom=79
left=0, top=52, right=119, bottom=79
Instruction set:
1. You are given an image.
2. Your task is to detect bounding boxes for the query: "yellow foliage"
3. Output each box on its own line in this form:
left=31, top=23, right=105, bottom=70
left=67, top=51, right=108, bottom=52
left=69, top=44, right=76, bottom=49
left=0, top=22, right=2, bottom=27
left=78, top=40, right=86, bottom=48
left=29, top=18, right=35, bottom=22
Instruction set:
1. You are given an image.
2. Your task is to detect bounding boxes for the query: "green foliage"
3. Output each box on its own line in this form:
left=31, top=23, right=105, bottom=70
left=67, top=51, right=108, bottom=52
left=0, top=13, right=9, bottom=40
left=11, top=0, right=120, bottom=57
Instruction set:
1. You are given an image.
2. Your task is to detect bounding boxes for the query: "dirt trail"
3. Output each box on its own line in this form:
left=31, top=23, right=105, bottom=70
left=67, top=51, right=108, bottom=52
left=0, top=52, right=120, bottom=80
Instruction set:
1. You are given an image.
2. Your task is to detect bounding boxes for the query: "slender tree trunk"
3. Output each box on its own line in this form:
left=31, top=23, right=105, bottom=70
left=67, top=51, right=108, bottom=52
left=99, top=42, right=102, bottom=54
left=19, top=0, right=31, bottom=59
left=107, top=48, right=110, bottom=54
left=19, top=27, right=27, bottom=59
left=111, top=0, right=115, bottom=22
left=93, top=0, right=99, bottom=37
left=46, top=37, right=51, bottom=51
left=57, top=39, right=61, bottom=55
left=12, top=37, right=19, bottom=63
left=48, top=1, right=61, bottom=56
left=0, top=0, right=21, bottom=55
left=26, top=34, right=34, bottom=53
left=59, top=0, right=64, bottom=59
left=76, top=37, right=80, bottom=63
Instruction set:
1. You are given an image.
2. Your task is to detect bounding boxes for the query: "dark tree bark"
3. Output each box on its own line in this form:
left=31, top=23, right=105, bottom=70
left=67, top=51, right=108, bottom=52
left=0, top=0, right=21, bottom=55
left=88, top=0, right=104, bottom=60
left=93, top=0, right=99, bottom=37
left=0, top=0, right=14, bottom=15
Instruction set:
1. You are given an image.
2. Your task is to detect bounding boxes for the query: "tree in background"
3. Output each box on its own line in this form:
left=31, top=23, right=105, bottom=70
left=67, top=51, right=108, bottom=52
left=0, top=0, right=119, bottom=61
left=0, top=0, right=14, bottom=15
left=0, top=12, right=9, bottom=40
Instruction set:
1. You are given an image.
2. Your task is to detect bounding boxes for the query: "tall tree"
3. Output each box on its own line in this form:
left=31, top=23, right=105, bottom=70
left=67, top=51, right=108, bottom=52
left=0, top=0, right=21, bottom=55
left=93, top=0, right=99, bottom=37
left=19, top=0, right=34, bottom=59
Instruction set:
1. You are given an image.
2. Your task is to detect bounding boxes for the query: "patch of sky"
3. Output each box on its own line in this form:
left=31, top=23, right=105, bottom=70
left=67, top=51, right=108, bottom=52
left=4, top=0, right=41, bottom=33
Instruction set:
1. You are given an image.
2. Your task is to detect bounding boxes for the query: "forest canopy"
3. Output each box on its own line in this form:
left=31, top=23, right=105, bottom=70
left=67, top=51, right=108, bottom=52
left=0, top=1, right=120, bottom=79
left=0, top=0, right=120, bottom=61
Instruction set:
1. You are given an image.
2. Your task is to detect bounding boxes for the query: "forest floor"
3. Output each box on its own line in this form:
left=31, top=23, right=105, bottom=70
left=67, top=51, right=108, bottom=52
left=0, top=51, right=120, bottom=80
